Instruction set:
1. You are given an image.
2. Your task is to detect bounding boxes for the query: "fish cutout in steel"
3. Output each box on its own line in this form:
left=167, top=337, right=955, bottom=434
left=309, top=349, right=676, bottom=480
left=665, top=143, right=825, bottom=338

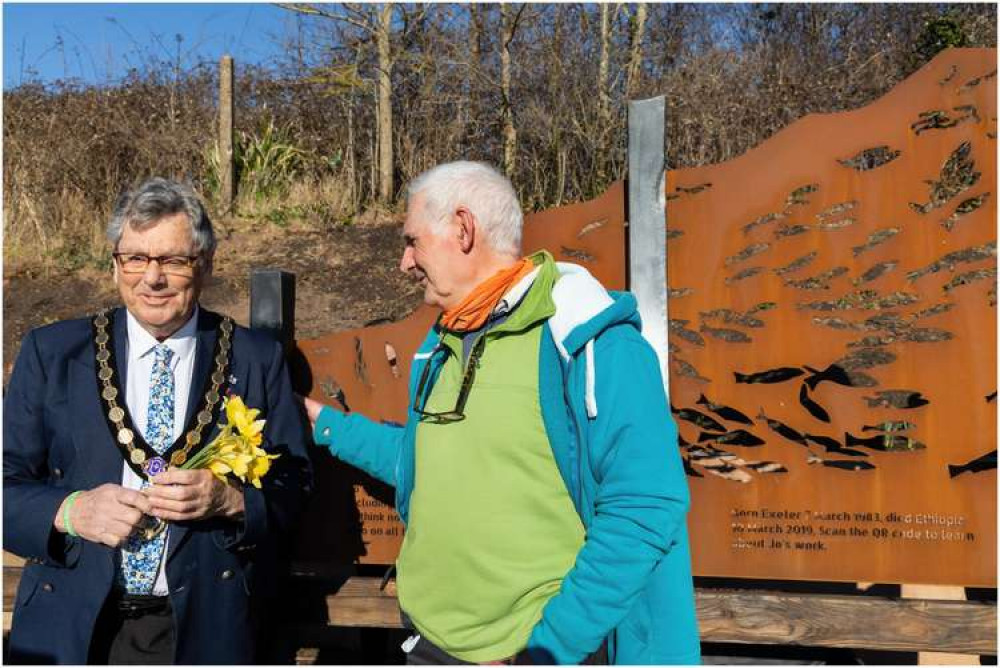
left=682, top=457, right=704, bottom=478
left=320, top=378, right=351, bottom=413
left=774, top=252, right=818, bottom=277
left=854, top=261, right=899, bottom=285
left=911, top=109, right=976, bottom=135
left=672, top=406, right=727, bottom=433
left=948, top=450, right=997, bottom=478
left=747, top=301, right=778, bottom=315
left=818, top=459, right=877, bottom=472
left=385, top=342, right=400, bottom=378
left=829, top=447, right=870, bottom=458
left=798, top=289, right=920, bottom=312
left=354, top=337, right=369, bottom=386
left=836, top=348, right=897, bottom=371
left=698, top=430, right=766, bottom=447
left=811, top=316, right=861, bottom=331
left=734, top=367, right=804, bottom=385
left=909, top=141, right=981, bottom=214
left=863, top=390, right=930, bottom=409
left=671, top=356, right=711, bottom=383
left=786, top=183, right=819, bottom=207
left=805, top=433, right=842, bottom=453
left=941, top=193, right=990, bottom=231
left=700, top=324, right=752, bottom=343
left=906, top=241, right=996, bottom=281
left=862, top=421, right=916, bottom=433
left=669, top=319, right=706, bottom=347
left=816, top=200, right=858, bottom=222
left=697, top=394, right=754, bottom=426
left=817, top=217, right=856, bottom=230
left=699, top=455, right=747, bottom=468
left=943, top=267, right=998, bottom=294
left=701, top=463, right=753, bottom=483
left=726, top=266, right=766, bottom=285
left=743, top=212, right=786, bottom=235
left=774, top=223, right=812, bottom=239
left=687, top=445, right=732, bottom=460
left=725, top=242, right=771, bottom=266
left=784, top=266, right=849, bottom=291
left=699, top=308, right=764, bottom=329
left=852, top=228, right=900, bottom=257
left=838, top=146, right=901, bottom=171
left=576, top=219, right=607, bottom=238
left=846, top=371, right=879, bottom=388
left=799, top=384, right=831, bottom=423
left=844, top=432, right=926, bottom=452
left=803, top=364, right=853, bottom=390
left=744, top=461, right=788, bottom=474
left=560, top=246, right=595, bottom=263
left=756, top=409, right=808, bottom=446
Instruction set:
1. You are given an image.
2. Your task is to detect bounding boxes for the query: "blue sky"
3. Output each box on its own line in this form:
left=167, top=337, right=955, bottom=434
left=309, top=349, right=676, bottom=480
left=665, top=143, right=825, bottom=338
left=3, top=3, right=296, bottom=88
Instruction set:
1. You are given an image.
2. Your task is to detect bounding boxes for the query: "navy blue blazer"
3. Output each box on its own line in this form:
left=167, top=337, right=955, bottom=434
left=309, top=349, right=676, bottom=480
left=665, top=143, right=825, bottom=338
left=3, top=307, right=313, bottom=664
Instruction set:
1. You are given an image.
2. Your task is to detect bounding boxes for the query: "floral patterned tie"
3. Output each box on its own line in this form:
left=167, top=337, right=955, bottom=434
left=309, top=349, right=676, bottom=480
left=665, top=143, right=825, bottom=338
left=120, top=344, right=174, bottom=594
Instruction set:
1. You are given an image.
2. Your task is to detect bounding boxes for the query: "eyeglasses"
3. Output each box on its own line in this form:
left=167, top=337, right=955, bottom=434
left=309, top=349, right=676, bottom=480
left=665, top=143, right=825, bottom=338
left=412, top=335, right=487, bottom=424
left=113, top=252, right=200, bottom=276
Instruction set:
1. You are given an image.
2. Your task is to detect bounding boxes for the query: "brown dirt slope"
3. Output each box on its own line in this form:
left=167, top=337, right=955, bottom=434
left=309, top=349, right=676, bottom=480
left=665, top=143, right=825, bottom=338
left=3, top=220, right=423, bottom=381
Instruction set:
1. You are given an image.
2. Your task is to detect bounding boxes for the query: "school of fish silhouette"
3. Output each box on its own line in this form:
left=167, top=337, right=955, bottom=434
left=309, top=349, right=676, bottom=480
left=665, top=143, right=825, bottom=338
left=302, top=54, right=996, bottom=503
left=665, top=56, right=997, bottom=485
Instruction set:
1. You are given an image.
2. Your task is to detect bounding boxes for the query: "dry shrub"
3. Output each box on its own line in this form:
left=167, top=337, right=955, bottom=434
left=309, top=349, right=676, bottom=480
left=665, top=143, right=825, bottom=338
left=3, top=69, right=216, bottom=272
left=3, top=4, right=996, bottom=275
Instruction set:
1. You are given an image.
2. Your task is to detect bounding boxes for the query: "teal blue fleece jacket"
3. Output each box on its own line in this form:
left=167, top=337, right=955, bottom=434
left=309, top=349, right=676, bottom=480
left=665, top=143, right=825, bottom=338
left=313, top=262, right=700, bottom=665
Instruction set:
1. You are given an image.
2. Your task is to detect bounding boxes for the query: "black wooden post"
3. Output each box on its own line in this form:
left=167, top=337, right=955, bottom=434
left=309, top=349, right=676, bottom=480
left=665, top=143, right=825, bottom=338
left=250, top=269, right=295, bottom=350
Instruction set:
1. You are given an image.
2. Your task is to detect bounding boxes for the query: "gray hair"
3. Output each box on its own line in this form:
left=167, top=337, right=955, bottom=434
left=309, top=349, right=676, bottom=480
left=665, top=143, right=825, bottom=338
left=407, top=161, right=523, bottom=256
left=107, top=177, right=216, bottom=255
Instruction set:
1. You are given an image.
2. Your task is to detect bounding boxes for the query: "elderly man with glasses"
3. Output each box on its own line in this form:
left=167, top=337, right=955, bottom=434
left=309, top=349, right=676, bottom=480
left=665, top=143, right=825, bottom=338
left=304, top=161, right=699, bottom=665
left=3, top=177, right=312, bottom=664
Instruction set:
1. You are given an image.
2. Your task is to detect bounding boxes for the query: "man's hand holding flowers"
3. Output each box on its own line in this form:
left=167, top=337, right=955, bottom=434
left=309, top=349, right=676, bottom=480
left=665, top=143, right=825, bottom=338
left=145, top=396, right=277, bottom=523
left=146, top=468, right=245, bottom=521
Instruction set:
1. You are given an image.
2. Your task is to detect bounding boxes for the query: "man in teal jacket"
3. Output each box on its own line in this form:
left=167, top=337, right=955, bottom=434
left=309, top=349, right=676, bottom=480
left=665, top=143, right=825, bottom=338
left=304, top=161, right=699, bottom=664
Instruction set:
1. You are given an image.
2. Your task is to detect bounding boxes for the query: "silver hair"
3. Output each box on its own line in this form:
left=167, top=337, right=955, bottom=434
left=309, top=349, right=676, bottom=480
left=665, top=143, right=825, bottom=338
left=407, top=161, right=523, bottom=256
left=106, top=177, right=216, bottom=255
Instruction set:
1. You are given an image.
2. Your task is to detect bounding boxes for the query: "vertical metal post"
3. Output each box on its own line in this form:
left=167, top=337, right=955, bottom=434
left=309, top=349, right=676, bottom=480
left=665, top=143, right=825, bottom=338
left=250, top=269, right=296, bottom=351
left=626, top=96, right=669, bottom=390
left=219, top=55, right=235, bottom=211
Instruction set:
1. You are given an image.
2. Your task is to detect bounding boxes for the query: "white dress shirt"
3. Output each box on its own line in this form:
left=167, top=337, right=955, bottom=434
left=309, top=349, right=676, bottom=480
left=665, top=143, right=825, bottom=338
left=122, top=308, right=199, bottom=595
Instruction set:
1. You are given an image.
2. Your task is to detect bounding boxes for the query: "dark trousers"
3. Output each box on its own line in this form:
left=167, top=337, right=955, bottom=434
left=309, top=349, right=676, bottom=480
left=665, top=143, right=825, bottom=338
left=88, top=594, right=175, bottom=665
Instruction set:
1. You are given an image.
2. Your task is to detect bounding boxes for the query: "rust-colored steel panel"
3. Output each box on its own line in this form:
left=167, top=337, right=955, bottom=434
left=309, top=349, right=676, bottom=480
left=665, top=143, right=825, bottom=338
left=667, top=49, right=996, bottom=586
left=294, top=51, right=994, bottom=586
left=294, top=182, right=625, bottom=567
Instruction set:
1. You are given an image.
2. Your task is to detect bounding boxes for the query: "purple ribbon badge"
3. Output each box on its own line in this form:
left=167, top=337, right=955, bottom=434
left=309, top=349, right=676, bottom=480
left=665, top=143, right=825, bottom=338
left=145, top=456, right=168, bottom=477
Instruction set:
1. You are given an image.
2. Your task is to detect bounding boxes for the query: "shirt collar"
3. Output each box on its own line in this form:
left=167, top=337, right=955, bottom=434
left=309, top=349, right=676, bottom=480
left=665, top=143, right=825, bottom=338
left=494, top=266, right=540, bottom=317
left=126, top=306, right=199, bottom=364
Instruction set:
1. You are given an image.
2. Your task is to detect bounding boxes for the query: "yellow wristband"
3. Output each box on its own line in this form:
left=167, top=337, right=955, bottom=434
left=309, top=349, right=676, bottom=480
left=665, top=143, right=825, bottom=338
left=63, top=491, right=81, bottom=538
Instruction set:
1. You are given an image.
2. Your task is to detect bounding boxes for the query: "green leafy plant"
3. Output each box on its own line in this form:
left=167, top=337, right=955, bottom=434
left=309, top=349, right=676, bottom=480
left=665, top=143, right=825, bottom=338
left=236, top=119, right=308, bottom=200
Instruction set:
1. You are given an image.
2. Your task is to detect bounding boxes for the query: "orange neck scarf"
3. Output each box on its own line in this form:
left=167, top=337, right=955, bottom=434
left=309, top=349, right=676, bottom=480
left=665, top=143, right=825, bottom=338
left=440, top=258, right=535, bottom=332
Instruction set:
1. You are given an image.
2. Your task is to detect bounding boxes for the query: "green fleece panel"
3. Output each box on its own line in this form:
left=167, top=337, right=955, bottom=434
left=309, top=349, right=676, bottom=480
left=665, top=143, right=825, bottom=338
left=396, top=257, right=585, bottom=663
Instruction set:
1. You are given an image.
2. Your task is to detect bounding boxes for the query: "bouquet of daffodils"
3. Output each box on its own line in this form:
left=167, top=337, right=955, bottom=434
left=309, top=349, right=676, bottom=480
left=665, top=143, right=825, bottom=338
left=180, top=396, right=279, bottom=488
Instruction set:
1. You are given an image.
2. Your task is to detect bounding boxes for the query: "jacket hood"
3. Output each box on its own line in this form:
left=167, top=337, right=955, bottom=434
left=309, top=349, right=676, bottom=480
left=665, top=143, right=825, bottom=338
left=549, top=262, right=641, bottom=358
left=548, top=262, right=643, bottom=420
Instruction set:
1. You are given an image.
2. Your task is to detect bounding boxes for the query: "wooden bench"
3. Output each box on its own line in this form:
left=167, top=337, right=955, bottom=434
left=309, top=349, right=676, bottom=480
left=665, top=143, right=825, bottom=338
left=4, top=559, right=994, bottom=655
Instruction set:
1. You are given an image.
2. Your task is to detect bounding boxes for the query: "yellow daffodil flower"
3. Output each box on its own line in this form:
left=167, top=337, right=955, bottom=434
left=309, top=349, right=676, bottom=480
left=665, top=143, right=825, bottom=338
left=224, top=396, right=265, bottom=446
left=180, top=394, right=279, bottom=486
